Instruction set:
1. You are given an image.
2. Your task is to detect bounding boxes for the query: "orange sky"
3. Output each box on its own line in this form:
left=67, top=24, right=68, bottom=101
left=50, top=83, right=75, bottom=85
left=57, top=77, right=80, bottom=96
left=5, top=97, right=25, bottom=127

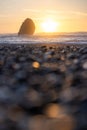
left=0, top=0, right=87, bottom=33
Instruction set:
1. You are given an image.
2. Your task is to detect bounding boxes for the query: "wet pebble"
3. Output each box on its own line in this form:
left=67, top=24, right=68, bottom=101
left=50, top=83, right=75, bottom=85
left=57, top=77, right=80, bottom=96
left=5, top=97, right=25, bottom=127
left=82, top=61, right=87, bottom=69
left=0, top=44, right=87, bottom=130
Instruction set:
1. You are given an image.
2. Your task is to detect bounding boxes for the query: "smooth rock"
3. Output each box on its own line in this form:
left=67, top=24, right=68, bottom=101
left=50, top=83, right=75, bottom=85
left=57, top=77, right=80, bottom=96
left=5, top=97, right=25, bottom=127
left=18, top=18, right=35, bottom=35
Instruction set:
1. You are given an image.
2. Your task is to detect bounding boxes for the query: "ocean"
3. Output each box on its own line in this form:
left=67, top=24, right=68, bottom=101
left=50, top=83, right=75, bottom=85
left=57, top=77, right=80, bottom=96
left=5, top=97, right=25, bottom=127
left=0, top=32, right=87, bottom=44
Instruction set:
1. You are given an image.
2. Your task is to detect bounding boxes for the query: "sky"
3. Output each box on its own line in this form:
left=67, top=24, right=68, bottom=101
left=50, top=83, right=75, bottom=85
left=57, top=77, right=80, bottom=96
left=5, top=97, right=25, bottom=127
left=0, top=0, right=87, bottom=33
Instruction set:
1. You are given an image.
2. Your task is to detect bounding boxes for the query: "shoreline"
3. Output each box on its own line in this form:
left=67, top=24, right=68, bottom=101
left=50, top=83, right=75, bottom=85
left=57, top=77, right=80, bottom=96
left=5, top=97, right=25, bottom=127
left=0, top=42, right=87, bottom=47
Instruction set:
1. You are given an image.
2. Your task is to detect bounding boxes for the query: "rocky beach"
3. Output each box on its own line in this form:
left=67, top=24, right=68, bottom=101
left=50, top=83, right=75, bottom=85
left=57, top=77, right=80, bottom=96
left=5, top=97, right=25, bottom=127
left=0, top=43, right=87, bottom=130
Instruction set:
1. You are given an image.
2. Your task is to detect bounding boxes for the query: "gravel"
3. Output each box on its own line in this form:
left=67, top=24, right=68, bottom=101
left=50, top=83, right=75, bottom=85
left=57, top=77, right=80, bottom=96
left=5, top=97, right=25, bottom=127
left=0, top=43, right=87, bottom=130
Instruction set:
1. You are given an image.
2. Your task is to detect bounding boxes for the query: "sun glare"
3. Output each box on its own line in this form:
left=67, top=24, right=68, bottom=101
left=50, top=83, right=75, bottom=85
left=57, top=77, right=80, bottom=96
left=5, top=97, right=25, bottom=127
left=41, top=18, right=59, bottom=33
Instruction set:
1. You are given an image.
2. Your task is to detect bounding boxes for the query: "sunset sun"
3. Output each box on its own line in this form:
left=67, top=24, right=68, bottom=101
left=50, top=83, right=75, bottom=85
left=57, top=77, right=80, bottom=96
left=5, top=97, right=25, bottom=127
left=41, top=18, right=59, bottom=33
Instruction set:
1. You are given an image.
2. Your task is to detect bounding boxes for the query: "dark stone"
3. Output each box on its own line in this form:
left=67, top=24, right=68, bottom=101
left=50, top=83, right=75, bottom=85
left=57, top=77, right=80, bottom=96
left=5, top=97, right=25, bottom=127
left=76, top=100, right=87, bottom=130
left=18, top=18, right=35, bottom=35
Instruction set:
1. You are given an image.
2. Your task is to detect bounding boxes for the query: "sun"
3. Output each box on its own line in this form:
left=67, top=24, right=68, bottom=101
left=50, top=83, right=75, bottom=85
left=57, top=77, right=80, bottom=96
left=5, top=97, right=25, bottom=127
left=41, top=18, right=59, bottom=33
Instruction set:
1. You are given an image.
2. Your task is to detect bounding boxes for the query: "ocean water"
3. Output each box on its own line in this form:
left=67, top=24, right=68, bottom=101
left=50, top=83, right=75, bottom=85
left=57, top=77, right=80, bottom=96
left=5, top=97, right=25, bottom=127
left=0, top=32, right=87, bottom=44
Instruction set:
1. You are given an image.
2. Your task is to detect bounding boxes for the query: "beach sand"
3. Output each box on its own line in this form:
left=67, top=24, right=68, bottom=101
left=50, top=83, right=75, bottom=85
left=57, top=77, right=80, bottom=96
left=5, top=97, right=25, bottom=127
left=0, top=43, right=87, bottom=130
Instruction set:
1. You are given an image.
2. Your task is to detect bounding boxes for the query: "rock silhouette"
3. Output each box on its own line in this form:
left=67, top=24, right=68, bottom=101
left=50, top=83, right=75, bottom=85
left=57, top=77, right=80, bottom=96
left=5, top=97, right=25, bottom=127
left=18, top=18, right=35, bottom=35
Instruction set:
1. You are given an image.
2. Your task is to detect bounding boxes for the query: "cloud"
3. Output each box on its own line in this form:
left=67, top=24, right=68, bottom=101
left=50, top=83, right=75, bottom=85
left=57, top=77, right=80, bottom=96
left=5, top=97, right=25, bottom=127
left=75, top=12, right=87, bottom=16
left=45, top=10, right=87, bottom=16
left=0, top=15, right=9, bottom=18
left=23, top=9, right=41, bottom=13
left=23, top=8, right=87, bottom=16
left=22, top=9, right=87, bottom=21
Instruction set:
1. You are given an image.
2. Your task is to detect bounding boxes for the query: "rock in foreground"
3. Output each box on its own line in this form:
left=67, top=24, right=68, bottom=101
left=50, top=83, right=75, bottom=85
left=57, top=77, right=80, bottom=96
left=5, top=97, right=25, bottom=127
left=18, top=18, right=35, bottom=35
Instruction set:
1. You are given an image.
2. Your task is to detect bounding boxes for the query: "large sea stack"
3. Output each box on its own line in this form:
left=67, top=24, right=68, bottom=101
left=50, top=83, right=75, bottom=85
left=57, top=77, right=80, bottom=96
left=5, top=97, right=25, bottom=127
left=18, top=18, right=35, bottom=35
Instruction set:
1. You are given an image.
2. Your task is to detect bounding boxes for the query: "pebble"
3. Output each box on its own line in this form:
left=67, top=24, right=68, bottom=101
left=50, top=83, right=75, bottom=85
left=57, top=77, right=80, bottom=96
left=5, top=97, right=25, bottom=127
left=44, top=103, right=65, bottom=118
left=25, top=89, right=42, bottom=107
left=29, top=114, right=75, bottom=130
left=12, top=63, right=21, bottom=70
left=0, top=44, right=87, bottom=130
left=32, top=61, right=40, bottom=69
left=82, top=62, right=87, bottom=69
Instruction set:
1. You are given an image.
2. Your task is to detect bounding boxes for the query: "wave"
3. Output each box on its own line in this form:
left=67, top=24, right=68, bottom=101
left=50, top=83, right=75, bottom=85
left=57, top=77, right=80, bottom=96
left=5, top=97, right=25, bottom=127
left=0, top=32, right=87, bottom=44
